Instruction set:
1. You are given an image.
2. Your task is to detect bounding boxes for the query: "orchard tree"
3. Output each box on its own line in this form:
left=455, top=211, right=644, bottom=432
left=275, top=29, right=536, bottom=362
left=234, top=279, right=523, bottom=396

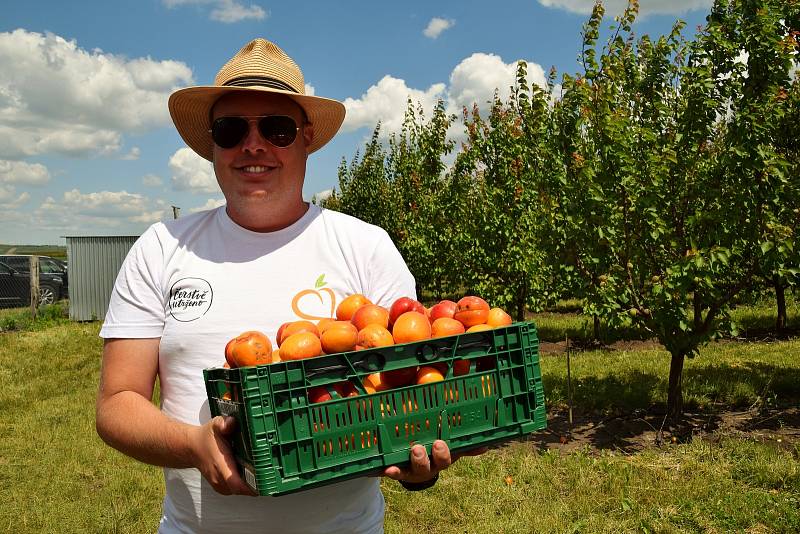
left=452, top=67, right=559, bottom=319
left=385, top=100, right=458, bottom=299
left=322, top=125, right=396, bottom=235
left=542, top=0, right=799, bottom=420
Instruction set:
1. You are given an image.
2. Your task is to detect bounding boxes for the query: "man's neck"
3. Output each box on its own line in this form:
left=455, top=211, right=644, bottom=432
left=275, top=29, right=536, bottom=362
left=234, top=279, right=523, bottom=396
left=226, top=201, right=309, bottom=233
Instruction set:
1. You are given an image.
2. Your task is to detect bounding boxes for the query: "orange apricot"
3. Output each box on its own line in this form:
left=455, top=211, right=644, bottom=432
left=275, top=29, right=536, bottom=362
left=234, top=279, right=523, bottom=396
left=357, top=324, right=395, bottom=349
left=336, top=293, right=373, bottom=321
left=467, top=323, right=493, bottom=333
left=228, top=330, right=273, bottom=367
left=486, top=307, right=513, bottom=327
left=392, top=311, right=432, bottom=344
left=362, top=373, right=390, bottom=394
left=431, top=317, right=466, bottom=338
left=279, top=332, right=323, bottom=360
left=453, top=296, right=490, bottom=327
left=279, top=320, right=320, bottom=346
left=351, top=304, right=390, bottom=331
left=416, top=366, right=445, bottom=384
left=320, top=322, right=359, bottom=354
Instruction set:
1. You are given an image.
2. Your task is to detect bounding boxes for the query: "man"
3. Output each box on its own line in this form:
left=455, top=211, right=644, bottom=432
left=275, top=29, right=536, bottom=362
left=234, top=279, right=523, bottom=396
left=95, top=38, right=462, bottom=533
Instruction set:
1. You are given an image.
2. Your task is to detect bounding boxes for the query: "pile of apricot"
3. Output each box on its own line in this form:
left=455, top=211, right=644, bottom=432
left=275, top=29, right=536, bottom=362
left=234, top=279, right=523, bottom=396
left=222, top=295, right=513, bottom=401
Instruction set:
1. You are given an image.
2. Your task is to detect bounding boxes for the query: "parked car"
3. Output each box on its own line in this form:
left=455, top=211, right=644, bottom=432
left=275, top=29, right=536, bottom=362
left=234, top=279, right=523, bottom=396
left=0, top=260, right=65, bottom=308
left=0, top=255, right=68, bottom=297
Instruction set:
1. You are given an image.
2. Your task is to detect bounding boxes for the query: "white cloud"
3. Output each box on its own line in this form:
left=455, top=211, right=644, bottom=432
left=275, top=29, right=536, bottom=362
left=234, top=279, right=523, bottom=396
left=163, top=0, right=266, bottom=22
left=447, top=53, right=545, bottom=112
left=342, top=76, right=447, bottom=134
left=0, top=190, right=29, bottom=208
left=0, top=29, right=194, bottom=159
left=211, top=0, right=266, bottom=22
left=121, top=147, right=141, bottom=160
left=0, top=160, right=50, bottom=185
left=424, top=17, right=455, bottom=39
left=537, top=0, right=712, bottom=17
left=341, top=53, right=545, bottom=140
left=189, top=198, right=226, bottom=213
left=169, top=147, right=217, bottom=193
left=35, top=189, right=166, bottom=230
left=142, top=173, right=164, bottom=187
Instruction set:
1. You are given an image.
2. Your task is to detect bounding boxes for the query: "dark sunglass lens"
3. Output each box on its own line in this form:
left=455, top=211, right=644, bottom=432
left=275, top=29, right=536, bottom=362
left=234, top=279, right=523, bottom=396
left=258, top=116, right=298, bottom=147
left=211, top=117, right=249, bottom=148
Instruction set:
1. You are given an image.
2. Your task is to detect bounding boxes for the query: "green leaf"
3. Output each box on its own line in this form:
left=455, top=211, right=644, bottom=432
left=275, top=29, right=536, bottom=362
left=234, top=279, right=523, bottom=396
left=315, top=274, right=326, bottom=288
left=760, top=241, right=774, bottom=254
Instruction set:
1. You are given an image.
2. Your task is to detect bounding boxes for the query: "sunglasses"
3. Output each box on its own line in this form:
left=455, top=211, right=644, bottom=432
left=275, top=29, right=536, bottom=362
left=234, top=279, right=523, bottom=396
left=210, top=115, right=301, bottom=149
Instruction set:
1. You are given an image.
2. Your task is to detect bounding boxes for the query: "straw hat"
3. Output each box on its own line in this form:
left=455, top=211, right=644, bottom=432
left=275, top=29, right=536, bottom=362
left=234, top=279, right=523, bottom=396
left=168, top=38, right=345, bottom=161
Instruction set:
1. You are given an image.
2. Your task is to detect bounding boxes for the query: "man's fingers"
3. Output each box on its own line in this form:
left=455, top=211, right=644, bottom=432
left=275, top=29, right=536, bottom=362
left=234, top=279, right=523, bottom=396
left=213, top=415, right=237, bottom=436
left=409, top=444, right=431, bottom=473
left=430, top=440, right=451, bottom=470
left=382, top=465, right=406, bottom=480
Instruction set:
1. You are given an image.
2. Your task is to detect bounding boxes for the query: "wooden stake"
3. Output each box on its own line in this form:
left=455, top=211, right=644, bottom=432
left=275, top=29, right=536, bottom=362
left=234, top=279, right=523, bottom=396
left=566, top=336, right=573, bottom=429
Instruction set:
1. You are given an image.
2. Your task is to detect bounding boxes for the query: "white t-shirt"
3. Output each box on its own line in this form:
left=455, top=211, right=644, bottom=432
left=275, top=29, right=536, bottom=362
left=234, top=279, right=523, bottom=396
left=100, top=204, right=416, bottom=534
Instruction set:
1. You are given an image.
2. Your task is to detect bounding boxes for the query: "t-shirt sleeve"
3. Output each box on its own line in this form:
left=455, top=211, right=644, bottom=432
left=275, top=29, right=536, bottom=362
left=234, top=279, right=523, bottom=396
left=99, top=226, right=167, bottom=339
left=365, top=229, right=417, bottom=308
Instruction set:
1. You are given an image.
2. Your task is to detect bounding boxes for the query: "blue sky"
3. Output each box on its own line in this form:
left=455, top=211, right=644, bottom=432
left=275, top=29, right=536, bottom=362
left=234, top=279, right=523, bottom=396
left=1, top=0, right=710, bottom=244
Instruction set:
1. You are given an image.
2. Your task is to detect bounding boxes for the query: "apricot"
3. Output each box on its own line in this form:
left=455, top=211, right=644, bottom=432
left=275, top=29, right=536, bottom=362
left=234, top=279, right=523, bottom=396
left=280, top=332, right=323, bottom=360
left=336, top=293, right=373, bottom=321
left=320, top=322, right=358, bottom=354
left=316, top=318, right=338, bottom=332
left=279, top=320, right=320, bottom=346
left=388, top=297, right=425, bottom=326
left=362, top=373, right=390, bottom=394
left=431, top=317, right=466, bottom=338
left=351, top=304, right=390, bottom=331
left=466, top=323, right=493, bottom=333
left=392, top=311, right=431, bottom=344
left=333, top=381, right=359, bottom=398
left=383, top=366, right=418, bottom=388
left=454, top=296, right=490, bottom=327
left=486, top=307, right=513, bottom=327
left=453, top=359, right=471, bottom=376
left=357, top=324, right=395, bottom=349
left=429, top=299, right=457, bottom=322
left=228, top=330, right=273, bottom=367
left=416, top=366, right=445, bottom=384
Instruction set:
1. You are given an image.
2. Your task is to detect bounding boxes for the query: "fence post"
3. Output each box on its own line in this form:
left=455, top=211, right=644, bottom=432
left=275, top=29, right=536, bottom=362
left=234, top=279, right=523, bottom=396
left=30, top=255, right=40, bottom=319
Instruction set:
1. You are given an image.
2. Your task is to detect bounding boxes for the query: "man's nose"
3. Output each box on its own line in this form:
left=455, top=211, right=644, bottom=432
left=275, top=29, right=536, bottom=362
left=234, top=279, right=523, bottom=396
left=240, top=120, right=270, bottom=153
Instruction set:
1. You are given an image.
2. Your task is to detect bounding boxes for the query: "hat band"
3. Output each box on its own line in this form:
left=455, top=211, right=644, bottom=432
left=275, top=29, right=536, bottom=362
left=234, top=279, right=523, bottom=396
left=222, top=76, right=298, bottom=93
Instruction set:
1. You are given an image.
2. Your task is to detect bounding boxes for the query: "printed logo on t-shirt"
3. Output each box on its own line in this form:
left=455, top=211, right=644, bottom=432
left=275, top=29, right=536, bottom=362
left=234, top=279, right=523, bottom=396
left=168, top=277, right=213, bottom=322
left=290, top=273, right=337, bottom=320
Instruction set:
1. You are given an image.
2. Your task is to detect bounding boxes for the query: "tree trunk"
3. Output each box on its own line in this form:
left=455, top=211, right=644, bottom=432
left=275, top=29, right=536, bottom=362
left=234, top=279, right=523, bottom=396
left=516, top=284, right=527, bottom=322
left=593, top=316, right=601, bottom=341
left=667, top=351, right=686, bottom=421
left=774, top=276, right=786, bottom=332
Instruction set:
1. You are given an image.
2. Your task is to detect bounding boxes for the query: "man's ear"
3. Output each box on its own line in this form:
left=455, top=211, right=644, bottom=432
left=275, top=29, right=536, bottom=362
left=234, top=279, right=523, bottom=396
left=303, top=123, right=314, bottom=154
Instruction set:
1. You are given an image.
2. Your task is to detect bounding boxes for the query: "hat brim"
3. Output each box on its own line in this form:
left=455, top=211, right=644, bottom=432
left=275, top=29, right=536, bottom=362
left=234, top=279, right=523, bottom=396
left=168, top=86, right=346, bottom=161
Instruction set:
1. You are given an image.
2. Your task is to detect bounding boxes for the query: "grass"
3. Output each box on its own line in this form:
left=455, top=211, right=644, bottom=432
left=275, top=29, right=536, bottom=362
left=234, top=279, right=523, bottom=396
left=383, top=438, right=800, bottom=533
left=0, top=244, right=67, bottom=259
left=0, top=301, right=71, bottom=333
left=0, top=320, right=797, bottom=532
left=530, top=291, right=800, bottom=344
left=541, top=339, right=800, bottom=413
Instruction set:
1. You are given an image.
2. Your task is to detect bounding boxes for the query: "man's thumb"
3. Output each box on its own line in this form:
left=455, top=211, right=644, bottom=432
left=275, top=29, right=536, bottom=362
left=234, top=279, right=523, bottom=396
left=214, top=415, right=237, bottom=435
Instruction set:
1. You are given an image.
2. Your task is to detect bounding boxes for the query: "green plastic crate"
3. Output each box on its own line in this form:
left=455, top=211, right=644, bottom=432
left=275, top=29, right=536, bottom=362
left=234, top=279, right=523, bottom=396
left=203, top=321, right=546, bottom=496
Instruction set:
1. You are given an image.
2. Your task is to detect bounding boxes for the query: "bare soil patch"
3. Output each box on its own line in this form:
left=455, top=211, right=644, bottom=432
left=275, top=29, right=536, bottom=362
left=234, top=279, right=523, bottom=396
left=518, top=406, right=800, bottom=454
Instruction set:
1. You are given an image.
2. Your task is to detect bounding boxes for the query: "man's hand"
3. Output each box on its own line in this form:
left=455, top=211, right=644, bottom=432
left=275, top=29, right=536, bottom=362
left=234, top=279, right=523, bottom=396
left=189, top=415, right=257, bottom=496
left=382, top=440, right=488, bottom=484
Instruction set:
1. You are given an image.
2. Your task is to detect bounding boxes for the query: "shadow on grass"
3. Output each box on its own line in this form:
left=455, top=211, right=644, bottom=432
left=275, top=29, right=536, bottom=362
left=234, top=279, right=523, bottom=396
left=526, top=361, right=800, bottom=453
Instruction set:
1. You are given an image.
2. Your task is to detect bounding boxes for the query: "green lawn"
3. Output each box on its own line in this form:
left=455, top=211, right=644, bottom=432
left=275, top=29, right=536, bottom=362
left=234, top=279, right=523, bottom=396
left=0, top=320, right=797, bottom=533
